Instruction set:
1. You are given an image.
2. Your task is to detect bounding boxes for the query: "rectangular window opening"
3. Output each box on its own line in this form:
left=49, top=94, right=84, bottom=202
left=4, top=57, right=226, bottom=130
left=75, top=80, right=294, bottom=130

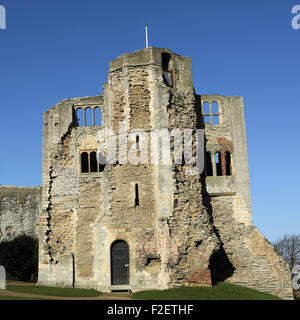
left=225, top=152, right=231, bottom=176
left=213, top=115, right=219, bottom=125
left=205, top=152, right=213, bottom=176
left=204, top=115, right=211, bottom=124
left=135, top=184, right=139, bottom=207
left=216, top=152, right=222, bottom=176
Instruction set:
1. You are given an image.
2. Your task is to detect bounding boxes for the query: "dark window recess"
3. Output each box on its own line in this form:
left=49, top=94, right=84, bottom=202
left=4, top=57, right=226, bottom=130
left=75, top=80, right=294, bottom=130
left=135, top=184, right=139, bottom=207
left=162, top=52, right=173, bottom=87
left=162, top=70, right=173, bottom=86
left=206, top=152, right=213, bottom=176
left=81, top=151, right=106, bottom=173
left=216, top=152, right=222, bottom=176
left=162, top=52, right=171, bottom=70
left=90, top=152, right=98, bottom=172
left=225, top=152, right=231, bottom=176
left=81, top=152, right=89, bottom=173
left=136, top=135, right=140, bottom=150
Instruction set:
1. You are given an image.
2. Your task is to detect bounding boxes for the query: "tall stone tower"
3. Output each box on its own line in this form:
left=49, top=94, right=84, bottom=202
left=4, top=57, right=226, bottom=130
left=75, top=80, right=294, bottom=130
left=38, top=47, right=293, bottom=299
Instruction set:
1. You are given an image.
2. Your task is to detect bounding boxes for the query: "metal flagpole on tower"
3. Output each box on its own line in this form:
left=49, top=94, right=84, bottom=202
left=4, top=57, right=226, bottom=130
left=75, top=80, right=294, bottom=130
left=145, top=24, right=148, bottom=48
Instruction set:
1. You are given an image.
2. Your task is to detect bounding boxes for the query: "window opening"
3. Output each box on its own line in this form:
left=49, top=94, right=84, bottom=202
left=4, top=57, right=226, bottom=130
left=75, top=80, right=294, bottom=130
left=81, top=152, right=89, bottom=173
left=135, top=184, right=139, bottom=207
left=225, top=151, right=231, bottom=176
left=90, top=151, right=98, bottom=172
left=94, top=107, right=102, bottom=126
left=203, top=101, right=220, bottom=125
left=76, top=108, right=84, bottom=127
left=162, top=52, right=173, bottom=87
left=216, top=152, right=222, bottom=176
left=206, top=152, right=213, bottom=176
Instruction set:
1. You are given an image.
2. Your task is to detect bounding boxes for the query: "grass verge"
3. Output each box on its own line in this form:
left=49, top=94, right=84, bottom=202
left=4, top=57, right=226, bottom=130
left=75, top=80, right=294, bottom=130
left=0, top=296, right=48, bottom=300
left=6, top=285, right=102, bottom=297
left=132, top=282, right=282, bottom=300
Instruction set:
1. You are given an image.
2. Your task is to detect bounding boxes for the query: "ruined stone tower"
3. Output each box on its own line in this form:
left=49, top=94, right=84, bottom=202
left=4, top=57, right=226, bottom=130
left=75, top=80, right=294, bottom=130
left=37, top=47, right=293, bottom=299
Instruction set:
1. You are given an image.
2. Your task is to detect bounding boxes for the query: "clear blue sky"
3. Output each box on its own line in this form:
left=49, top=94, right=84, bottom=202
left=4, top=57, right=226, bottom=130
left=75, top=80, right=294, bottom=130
left=0, top=0, right=299, bottom=242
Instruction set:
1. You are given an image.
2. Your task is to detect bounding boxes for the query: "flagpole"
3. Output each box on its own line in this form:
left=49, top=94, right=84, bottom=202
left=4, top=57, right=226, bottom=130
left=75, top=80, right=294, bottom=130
left=145, top=24, right=148, bottom=48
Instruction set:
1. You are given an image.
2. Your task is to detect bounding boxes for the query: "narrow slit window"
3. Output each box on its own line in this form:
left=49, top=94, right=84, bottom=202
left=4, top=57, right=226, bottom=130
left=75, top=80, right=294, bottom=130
left=225, top=151, right=231, bottom=176
left=215, top=152, right=222, bottom=176
left=205, top=152, right=213, bottom=176
left=81, top=152, right=89, bottom=173
left=136, top=135, right=140, bottom=150
left=90, top=151, right=98, bottom=172
left=135, top=184, right=139, bottom=207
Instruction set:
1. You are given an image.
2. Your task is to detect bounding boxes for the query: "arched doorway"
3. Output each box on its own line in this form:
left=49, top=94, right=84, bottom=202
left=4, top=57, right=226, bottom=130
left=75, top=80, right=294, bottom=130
left=111, top=240, right=129, bottom=285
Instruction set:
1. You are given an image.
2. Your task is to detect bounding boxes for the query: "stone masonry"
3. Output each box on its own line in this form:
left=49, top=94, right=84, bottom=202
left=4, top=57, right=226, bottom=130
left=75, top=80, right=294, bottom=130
left=0, top=186, right=41, bottom=242
left=0, top=47, right=293, bottom=299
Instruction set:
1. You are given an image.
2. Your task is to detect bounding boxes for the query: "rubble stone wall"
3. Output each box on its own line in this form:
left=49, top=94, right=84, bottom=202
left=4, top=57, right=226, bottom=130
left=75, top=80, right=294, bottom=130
left=0, top=186, right=41, bottom=242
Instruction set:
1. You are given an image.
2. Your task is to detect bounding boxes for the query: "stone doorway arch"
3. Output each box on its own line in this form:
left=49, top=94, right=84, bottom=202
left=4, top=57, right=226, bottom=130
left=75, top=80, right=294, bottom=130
left=111, top=240, right=129, bottom=286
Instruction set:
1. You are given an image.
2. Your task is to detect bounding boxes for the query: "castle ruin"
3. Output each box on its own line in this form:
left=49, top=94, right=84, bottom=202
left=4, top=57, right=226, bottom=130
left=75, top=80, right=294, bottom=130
left=0, top=47, right=293, bottom=299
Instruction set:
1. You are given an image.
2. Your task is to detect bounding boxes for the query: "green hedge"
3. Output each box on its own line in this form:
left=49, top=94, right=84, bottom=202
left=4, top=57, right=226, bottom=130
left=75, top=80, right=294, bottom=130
left=0, top=235, right=38, bottom=282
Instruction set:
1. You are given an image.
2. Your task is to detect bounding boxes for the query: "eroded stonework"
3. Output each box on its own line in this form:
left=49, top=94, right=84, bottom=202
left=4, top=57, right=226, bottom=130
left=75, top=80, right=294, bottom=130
left=35, top=47, right=293, bottom=299
left=0, top=186, right=41, bottom=242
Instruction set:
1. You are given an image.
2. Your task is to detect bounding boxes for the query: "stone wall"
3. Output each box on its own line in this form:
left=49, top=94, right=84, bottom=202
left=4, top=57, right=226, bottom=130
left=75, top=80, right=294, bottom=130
left=208, top=194, right=293, bottom=300
left=38, top=95, right=103, bottom=287
left=0, top=186, right=41, bottom=242
left=200, top=94, right=293, bottom=299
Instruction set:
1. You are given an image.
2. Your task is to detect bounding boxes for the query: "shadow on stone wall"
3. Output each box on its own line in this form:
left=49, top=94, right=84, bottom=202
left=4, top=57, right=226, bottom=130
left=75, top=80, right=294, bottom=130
left=201, top=174, right=235, bottom=285
left=195, top=94, right=235, bottom=285
left=0, top=235, right=38, bottom=282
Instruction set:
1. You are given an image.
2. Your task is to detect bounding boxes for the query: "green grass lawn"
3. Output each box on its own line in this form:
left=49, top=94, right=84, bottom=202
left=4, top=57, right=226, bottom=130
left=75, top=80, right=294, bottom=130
left=132, top=282, right=282, bottom=300
left=6, top=285, right=102, bottom=297
left=0, top=296, right=48, bottom=300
